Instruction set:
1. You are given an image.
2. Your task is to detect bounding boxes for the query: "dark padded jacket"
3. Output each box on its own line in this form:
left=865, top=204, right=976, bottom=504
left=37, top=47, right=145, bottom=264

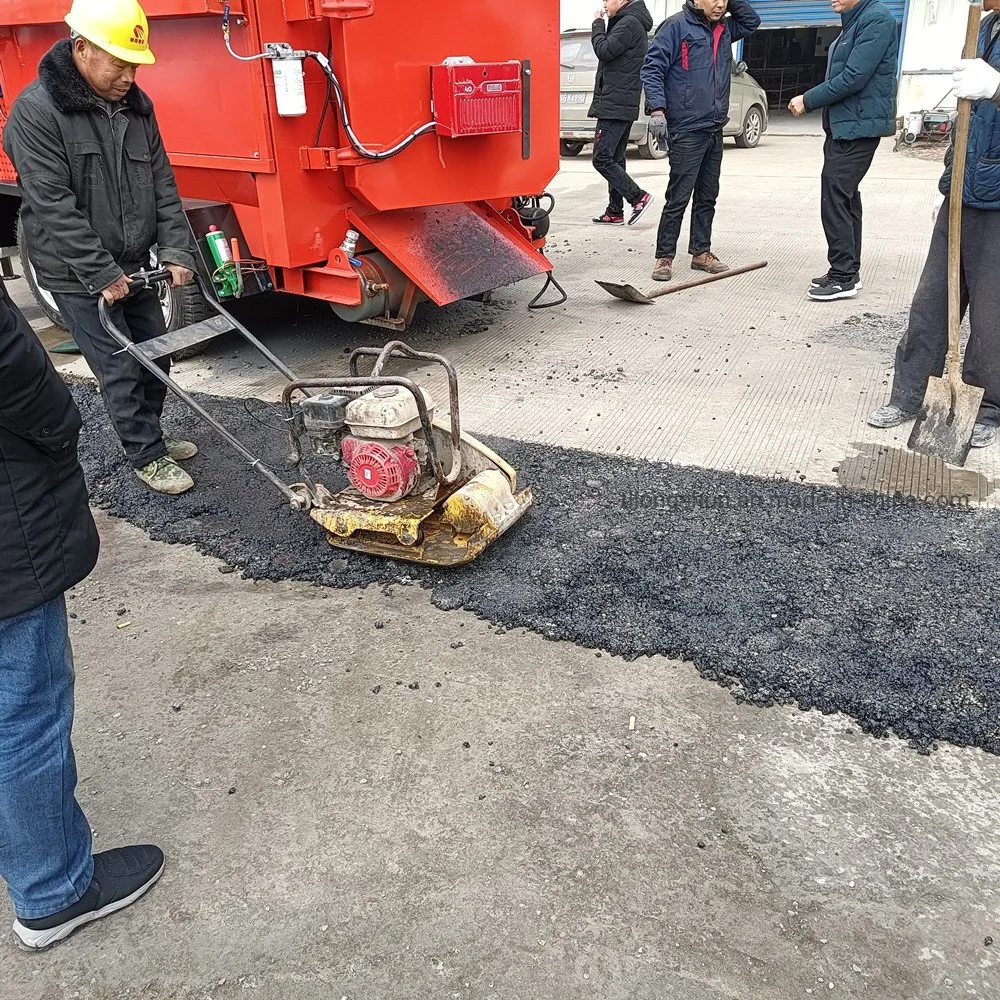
left=641, top=0, right=760, bottom=135
left=940, top=13, right=1000, bottom=210
left=0, top=282, right=99, bottom=620
left=3, top=39, right=197, bottom=297
left=802, top=0, right=898, bottom=140
left=589, top=1, right=655, bottom=122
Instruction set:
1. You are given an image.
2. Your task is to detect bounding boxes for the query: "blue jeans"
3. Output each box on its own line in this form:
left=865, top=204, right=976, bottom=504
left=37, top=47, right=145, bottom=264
left=0, top=597, right=93, bottom=919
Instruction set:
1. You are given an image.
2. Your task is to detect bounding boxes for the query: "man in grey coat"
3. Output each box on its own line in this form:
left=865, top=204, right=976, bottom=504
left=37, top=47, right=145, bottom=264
left=4, top=3, right=200, bottom=494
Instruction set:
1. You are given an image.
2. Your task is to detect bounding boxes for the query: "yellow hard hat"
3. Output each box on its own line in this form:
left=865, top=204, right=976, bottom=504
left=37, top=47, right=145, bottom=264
left=65, top=0, right=156, bottom=66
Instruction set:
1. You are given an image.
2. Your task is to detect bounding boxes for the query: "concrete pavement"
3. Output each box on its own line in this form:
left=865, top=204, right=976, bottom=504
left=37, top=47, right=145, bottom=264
left=4, top=134, right=1000, bottom=999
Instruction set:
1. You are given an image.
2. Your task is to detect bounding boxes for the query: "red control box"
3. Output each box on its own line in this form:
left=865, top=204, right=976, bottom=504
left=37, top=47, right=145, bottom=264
left=431, top=60, right=523, bottom=138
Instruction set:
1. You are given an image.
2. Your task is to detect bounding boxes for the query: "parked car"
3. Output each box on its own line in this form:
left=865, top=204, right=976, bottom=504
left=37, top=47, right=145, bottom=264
left=559, top=28, right=769, bottom=158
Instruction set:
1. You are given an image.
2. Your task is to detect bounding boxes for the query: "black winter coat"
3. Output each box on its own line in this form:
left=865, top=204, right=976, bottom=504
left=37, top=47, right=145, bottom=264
left=589, top=0, right=655, bottom=122
left=0, top=283, right=99, bottom=620
left=3, top=39, right=197, bottom=297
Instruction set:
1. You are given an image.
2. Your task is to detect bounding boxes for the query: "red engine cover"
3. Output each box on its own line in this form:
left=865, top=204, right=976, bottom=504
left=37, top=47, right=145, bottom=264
left=342, top=438, right=420, bottom=502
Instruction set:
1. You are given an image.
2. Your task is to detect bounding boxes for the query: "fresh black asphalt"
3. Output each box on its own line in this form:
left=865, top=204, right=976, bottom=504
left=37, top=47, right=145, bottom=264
left=72, top=384, right=1000, bottom=756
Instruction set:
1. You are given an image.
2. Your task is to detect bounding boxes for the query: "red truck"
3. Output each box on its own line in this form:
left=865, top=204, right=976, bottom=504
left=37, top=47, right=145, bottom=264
left=0, top=0, right=560, bottom=345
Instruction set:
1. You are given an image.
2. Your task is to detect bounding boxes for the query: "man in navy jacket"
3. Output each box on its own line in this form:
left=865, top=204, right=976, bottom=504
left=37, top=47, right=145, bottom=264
left=789, top=0, right=898, bottom=301
left=867, top=3, right=1000, bottom=450
left=641, top=0, right=760, bottom=282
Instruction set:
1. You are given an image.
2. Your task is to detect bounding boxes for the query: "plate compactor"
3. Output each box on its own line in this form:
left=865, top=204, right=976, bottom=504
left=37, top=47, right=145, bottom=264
left=98, top=271, right=532, bottom=566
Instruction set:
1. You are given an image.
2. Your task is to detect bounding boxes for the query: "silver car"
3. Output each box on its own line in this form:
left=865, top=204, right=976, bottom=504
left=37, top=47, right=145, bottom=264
left=559, top=28, right=769, bottom=159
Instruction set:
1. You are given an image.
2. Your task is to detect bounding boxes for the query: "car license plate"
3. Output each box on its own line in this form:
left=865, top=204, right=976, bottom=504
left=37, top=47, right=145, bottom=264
left=561, top=92, right=587, bottom=105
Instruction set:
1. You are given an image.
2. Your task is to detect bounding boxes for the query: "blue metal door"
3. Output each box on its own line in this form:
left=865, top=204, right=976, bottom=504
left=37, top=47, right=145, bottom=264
left=752, top=0, right=907, bottom=28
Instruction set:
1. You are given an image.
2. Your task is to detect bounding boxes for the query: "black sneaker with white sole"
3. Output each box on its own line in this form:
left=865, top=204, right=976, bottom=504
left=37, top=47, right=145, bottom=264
left=808, top=278, right=859, bottom=301
left=628, top=191, right=652, bottom=226
left=811, top=272, right=863, bottom=291
left=13, top=845, right=164, bottom=951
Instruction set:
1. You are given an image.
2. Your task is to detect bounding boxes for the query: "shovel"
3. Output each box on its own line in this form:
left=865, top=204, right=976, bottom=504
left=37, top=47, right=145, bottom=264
left=907, top=4, right=985, bottom=466
left=596, top=259, right=768, bottom=303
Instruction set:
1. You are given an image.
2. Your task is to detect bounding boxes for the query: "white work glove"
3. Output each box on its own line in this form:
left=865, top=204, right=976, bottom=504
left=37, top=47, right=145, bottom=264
left=952, top=58, right=1000, bottom=101
left=931, top=192, right=945, bottom=223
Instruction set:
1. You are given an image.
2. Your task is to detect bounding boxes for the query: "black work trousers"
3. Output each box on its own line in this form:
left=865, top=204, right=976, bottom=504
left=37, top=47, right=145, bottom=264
left=889, top=204, right=1000, bottom=427
left=52, top=287, right=170, bottom=469
left=820, top=135, right=880, bottom=283
left=655, top=127, right=723, bottom=260
left=593, top=118, right=643, bottom=216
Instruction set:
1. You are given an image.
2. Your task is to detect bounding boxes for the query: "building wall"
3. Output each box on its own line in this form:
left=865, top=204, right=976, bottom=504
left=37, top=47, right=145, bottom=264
left=898, top=0, right=973, bottom=114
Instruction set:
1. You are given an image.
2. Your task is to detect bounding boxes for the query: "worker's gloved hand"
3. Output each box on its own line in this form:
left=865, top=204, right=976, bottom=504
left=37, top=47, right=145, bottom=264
left=931, top=192, right=945, bottom=223
left=952, top=58, right=1000, bottom=101
left=648, top=112, right=669, bottom=142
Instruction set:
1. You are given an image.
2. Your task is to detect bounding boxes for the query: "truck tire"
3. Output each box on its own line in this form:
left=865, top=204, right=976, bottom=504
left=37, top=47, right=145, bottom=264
left=637, top=126, right=667, bottom=160
left=560, top=140, right=585, bottom=157
left=168, top=282, right=216, bottom=360
left=735, top=106, right=764, bottom=149
left=17, top=217, right=213, bottom=360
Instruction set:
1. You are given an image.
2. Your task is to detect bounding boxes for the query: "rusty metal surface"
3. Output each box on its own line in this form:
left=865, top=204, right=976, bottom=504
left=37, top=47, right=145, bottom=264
left=907, top=376, right=985, bottom=467
left=348, top=203, right=551, bottom=306
left=320, top=486, right=532, bottom=566
left=594, top=280, right=653, bottom=304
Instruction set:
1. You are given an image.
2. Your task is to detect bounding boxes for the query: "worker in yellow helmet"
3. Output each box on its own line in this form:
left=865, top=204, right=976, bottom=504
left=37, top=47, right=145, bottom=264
left=3, top=0, right=201, bottom=501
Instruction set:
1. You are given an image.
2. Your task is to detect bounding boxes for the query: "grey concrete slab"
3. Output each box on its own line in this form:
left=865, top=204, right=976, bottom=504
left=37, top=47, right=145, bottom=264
left=1, top=514, right=996, bottom=1000
left=42, top=136, right=982, bottom=491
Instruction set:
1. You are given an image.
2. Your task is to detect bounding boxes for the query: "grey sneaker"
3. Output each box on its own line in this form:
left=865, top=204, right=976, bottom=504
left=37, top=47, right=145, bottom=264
left=971, top=422, right=997, bottom=448
left=164, top=437, right=198, bottom=462
left=867, top=404, right=918, bottom=429
left=135, top=456, right=194, bottom=495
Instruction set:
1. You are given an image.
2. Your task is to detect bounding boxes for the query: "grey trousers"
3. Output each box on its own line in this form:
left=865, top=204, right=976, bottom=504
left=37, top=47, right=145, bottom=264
left=52, top=288, right=170, bottom=469
left=890, top=205, right=1000, bottom=427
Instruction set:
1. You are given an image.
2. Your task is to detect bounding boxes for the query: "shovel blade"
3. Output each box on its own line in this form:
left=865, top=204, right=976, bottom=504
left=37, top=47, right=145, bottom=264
left=907, top=375, right=985, bottom=466
left=594, top=279, right=654, bottom=304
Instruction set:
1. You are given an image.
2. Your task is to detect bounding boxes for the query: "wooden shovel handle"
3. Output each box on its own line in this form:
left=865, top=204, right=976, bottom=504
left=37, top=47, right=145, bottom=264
left=948, top=5, right=983, bottom=389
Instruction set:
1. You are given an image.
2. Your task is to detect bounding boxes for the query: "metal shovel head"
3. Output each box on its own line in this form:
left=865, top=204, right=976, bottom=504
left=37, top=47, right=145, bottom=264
left=907, top=375, right=985, bottom=467
left=595, top=279, right=654, bottom=304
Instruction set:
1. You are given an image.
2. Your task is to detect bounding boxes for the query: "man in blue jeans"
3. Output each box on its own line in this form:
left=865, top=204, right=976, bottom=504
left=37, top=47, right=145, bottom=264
left=0, top=281, right=163, bottom=950
left=641, top=0, right=760, bottom=282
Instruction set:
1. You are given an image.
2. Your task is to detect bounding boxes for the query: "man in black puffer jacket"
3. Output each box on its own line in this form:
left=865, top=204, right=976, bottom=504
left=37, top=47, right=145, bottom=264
left=0, top=282, right=164, bottom=950
left=589, top=0, right=655, bottom=226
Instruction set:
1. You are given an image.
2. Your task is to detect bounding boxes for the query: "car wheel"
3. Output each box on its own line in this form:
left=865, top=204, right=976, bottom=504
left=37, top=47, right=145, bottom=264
left=735, top=105, right=764, bottom=149
left=18, top=217, right=213, bottom=360
left=560, top=140, right=585, bottom=157
left=638, top=128, right=668, bottom=160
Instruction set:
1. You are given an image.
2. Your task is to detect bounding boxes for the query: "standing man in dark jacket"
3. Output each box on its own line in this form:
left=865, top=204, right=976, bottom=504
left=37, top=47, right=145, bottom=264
left=0, top=281, right=164, bottom=951
left=3, top=0, right=200, bottom=495
left=641, top=0, right=760, bottom=281
left=789, top=0, right=899, bottom=301
left=867, top=3, right=1000, bottom=450
left=589, top=0, right=655, bottom=226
